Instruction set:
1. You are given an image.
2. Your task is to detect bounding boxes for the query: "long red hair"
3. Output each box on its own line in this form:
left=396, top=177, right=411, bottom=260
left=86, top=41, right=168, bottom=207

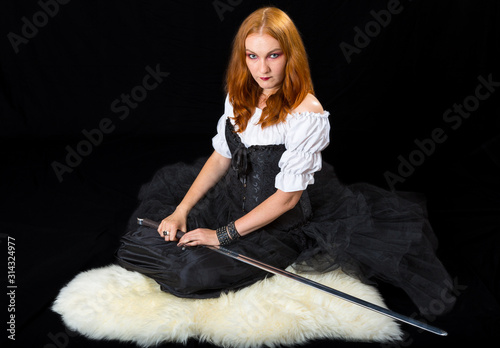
left=225, top=7, right=314, bottom=132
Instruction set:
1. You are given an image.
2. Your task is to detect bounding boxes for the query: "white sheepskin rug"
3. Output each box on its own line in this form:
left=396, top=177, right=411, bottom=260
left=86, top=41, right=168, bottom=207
left=52, top=264, right=402, bottom=347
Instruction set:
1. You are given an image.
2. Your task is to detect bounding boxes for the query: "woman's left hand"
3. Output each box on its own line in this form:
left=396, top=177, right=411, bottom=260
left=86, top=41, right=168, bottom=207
left=177, top=228, right=219, bottom=247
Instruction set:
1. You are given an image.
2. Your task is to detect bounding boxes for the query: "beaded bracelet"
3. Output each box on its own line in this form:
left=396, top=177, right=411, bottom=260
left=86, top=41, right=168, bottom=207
left=227, top=221, right=241, bottom=241
left=216, top=226, right=231, bottom=246
left=216, top=221, right=241, bottom=246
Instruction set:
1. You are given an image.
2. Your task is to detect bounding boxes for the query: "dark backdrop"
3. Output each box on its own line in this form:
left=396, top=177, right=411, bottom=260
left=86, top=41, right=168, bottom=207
left=1, top=0, right=499, bottom=347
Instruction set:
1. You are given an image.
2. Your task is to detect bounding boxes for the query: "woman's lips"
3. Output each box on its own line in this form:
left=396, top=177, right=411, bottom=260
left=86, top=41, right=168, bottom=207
left=260, top=77, right=271, bottom=81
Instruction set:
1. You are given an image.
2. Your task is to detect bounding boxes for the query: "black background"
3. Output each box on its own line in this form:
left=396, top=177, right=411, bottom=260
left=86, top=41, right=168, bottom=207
left=1, top=0, right=499, bottom=347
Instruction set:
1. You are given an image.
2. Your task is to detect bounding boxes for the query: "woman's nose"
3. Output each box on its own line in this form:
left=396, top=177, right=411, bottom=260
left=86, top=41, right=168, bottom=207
left=259, top=60, right=270, bottom=74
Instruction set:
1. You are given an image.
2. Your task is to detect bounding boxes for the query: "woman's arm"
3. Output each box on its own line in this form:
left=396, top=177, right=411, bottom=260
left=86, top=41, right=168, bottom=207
left=176, top=150, right=231, bottom=216
left=177, top=189, right=302, bottom=247
left=234, top=189, right=302, bottom=235
left=158, top=150, right=231, bottom=241
left=177, top=94, right=325, bottom=246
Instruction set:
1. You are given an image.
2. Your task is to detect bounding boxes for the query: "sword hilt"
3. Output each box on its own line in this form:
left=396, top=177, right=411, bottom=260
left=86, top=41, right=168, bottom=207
left=137, top=217, right=186, bottom=239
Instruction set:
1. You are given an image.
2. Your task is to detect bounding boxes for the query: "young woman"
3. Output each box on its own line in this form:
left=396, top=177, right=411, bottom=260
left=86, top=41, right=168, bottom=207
left=116, top=7, right=455, bottom=314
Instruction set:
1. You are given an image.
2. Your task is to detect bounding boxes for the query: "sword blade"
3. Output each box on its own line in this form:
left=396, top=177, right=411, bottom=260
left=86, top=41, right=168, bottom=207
left=137, top=217, right=447, bottom=336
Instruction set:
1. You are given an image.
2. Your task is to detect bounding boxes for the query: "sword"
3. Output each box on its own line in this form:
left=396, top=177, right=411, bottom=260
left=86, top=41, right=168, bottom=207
left=137, top=217, right=447, bottom=336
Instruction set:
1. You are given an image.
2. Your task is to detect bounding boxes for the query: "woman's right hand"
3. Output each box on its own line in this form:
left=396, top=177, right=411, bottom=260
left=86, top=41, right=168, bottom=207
left=155, top=151, right=230, bottom=242
left=157, top=208, right=188, bottom=242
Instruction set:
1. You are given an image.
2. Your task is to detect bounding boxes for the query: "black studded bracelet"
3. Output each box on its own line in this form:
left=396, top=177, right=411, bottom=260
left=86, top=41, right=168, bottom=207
left=216, top=221, right=241, bottom=246
left=227, top=221, right=241, bottom=241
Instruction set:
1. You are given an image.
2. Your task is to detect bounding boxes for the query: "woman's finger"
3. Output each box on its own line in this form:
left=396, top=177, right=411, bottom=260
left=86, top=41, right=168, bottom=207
left=157, top=221, right=168, bottom=235
left=177, top=232, right=191, bottom=246
left=158, top=226, right=166, bottom=238
left=168, top=228, right=178, bottom=242
left=172, top=224, right=187, bottom=242
left=162, top=229, right=171, bottom=241
left=177, top=230, right=197, bottom=247
left=178, top=229, right=218, bottom=247
left=158, top=222, right=174, bottom=241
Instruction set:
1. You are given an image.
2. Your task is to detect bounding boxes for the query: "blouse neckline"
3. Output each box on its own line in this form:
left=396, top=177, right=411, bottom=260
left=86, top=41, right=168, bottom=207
left=252, top=106, right=329, bottom=118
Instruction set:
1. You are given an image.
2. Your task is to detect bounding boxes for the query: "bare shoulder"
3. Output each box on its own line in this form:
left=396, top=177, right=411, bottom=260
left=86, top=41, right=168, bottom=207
left=292, top=93, right=324, bottom=114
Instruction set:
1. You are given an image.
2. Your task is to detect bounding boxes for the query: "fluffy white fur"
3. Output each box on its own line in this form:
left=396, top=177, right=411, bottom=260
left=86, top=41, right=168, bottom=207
left=52, top=264, right=402, bottom=347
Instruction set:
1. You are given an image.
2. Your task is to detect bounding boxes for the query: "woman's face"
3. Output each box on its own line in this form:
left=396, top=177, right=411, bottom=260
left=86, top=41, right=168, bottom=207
left=245, top=33, right=286, bottom=96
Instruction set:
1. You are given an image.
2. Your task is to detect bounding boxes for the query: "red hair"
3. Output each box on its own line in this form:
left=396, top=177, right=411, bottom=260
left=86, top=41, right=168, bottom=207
left=225, top=7, right=314, bottom=132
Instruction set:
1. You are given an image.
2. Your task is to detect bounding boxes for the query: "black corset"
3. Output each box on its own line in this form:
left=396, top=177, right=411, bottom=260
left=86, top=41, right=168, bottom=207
left=224, top=119, right=312, bottom=229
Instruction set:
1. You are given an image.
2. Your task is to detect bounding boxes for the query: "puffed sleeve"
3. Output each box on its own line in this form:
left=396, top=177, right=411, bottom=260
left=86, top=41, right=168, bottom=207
left=275, top=111, right=331, bottom=192
left=211, top=95, right=232, bottom=158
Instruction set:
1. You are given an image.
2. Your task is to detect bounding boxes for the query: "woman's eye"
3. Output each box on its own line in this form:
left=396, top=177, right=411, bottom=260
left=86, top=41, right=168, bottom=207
left=269, top=53, right=280, bottom=59
left=247, top=54, right=257, bottom=59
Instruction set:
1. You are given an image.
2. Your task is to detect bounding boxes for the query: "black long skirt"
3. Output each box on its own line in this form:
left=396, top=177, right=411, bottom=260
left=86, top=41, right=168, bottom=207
left=115, top=157, right=456, bottom=314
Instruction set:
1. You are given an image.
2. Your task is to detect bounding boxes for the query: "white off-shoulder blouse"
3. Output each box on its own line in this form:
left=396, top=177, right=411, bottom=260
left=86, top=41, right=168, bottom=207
left=212, top=96, right=331, bottom=192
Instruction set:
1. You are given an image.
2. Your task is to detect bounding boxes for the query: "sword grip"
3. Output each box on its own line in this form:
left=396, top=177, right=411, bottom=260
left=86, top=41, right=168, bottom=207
left=137, top=218, right=185, bottom=239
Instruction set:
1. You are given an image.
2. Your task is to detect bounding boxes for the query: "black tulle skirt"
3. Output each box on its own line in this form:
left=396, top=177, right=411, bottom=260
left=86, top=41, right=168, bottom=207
left=115, top=157, right=456, bottom=314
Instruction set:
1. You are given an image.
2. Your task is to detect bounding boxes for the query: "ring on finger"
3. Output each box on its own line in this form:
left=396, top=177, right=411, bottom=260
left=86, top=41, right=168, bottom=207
left=163, top=231, right=169, bottom=236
